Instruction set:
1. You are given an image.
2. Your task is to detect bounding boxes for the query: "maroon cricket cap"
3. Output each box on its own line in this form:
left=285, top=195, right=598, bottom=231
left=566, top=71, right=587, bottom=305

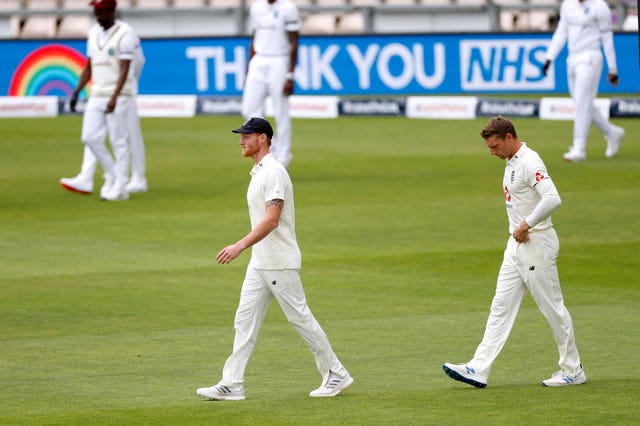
left=89, top=0, right=116, bottom=9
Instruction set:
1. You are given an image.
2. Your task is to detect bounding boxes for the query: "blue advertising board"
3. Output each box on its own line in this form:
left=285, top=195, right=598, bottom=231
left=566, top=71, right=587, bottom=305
left=2, top=33, right=638, bottom=97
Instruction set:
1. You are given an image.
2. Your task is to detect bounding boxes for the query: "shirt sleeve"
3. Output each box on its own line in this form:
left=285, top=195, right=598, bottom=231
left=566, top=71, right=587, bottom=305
left=525, top=170, right=562, bottom=228
left=118, top=30, right=137, bottom=61
left=284, top=3, right=301, bottom=32
left=545, top=3, right=568, bottom=61
left=263, top=169, right=287, bottom=203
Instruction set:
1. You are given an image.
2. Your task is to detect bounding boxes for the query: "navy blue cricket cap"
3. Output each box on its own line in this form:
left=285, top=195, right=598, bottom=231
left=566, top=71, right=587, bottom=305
left=232, top=117, right=273, bottom=139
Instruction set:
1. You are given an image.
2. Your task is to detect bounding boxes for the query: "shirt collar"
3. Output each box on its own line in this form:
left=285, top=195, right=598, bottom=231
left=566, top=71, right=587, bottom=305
left=507, top=142, right=527, bottom=165
left=250, top=152, right=273, bottom=176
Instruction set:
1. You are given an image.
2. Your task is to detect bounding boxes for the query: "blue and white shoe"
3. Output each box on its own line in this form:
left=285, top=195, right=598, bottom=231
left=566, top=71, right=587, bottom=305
left=309, top=371, right=354, bottom=397
left=542, top=365, right=587, bottom=387
left=196, top=383, right=245, bottom=401
left=442, top=363, right=488, bottom=388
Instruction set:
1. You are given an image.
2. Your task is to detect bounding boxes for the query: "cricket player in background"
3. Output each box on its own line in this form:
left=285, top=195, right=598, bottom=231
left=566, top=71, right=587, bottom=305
left=543, top=0, right=625, bottom=162
left=61, top=40, right=147, bottom=196
left=60, top=0, right=142, bottom=201
left=241, top=0, right=299, bottom=168
left=443, top=116, right=586, bottom=388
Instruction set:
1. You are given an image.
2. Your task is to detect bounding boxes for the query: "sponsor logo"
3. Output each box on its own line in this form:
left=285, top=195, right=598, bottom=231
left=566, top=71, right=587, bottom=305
left=477, top=98, right=538, bottom=117
left=340, top=99, right=403, bottom=115
left=199, top=97, right=242, bottom=115
left=0, top=96, right=58, bottom=117
left=612, top=98, right=640, bottom=117
left=406, top=96, right=478, bottom=119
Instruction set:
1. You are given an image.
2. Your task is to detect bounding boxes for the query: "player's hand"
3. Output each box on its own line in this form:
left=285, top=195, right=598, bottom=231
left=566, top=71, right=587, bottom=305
left=216, top=244, right=243, bottom=264
left=512, top=220, right=531, bottom=243
left=607, top=73, right=619, bottom=87
left=69, top=94, right=78, bottom=112
left=105, top=96, right=117, bottom=113
left=283, top=79, right=294, bottom=97
left=542, top=60, right=551, bottom=77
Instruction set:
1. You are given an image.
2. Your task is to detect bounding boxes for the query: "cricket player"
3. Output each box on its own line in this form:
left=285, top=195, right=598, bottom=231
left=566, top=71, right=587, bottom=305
left=241, top=0, right=299, bottom=168
left=196, top=118, right=353, bottom=401
left=63, top=0, right=136, bottom=201
left=443, top=116, right=586, bottom=388
left=60, top=0, right=147, bottom=197
left=543, top=0, right=625, bottom=162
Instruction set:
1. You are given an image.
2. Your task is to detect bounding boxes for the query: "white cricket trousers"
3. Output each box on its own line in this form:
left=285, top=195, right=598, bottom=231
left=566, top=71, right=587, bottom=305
left=567, top=49, right=617, bottom=155
left=468, top=229, right=582, bottom=378
left=220, top=268, right=346, bottom=386
left=78, top=97, right=145, bottom=182
left=242, top=54, right=292, bottom=167
left=81, top=96, right=131, bottom=187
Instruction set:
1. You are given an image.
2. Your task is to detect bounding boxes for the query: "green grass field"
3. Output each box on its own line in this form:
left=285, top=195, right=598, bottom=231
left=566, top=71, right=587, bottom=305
left=1, top=114, right=639, bottom=425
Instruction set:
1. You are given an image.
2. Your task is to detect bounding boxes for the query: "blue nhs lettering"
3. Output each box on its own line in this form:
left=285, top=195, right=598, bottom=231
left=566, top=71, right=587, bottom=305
left=460, top=40, right=553, bottom=91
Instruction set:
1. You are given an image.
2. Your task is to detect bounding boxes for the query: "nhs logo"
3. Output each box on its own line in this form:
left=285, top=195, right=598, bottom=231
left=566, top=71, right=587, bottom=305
left=460, top=40, right=553, bottom=91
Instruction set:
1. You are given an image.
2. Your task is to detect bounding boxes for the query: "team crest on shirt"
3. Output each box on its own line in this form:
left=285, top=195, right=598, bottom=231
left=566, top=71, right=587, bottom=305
left=504, top=185, right=511, bottom=202
left=108, top=48, right=116, bottom=56
left=535, top=171, right=546, bottom=182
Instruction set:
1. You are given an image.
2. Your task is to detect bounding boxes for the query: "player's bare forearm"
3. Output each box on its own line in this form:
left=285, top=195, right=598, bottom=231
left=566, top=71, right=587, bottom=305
left=106, top=59, right=131, bottom=113
left=74, top=63, right=91, bottom=95
left=70, top=63, right=91, bottom=112
left=216, top=200, right=283, bottom=264
left=284, top=31, right=299, bottom=96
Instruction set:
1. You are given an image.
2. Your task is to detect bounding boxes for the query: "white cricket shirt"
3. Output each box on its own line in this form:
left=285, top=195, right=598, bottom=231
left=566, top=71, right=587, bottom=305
left=546, top=0, right=617, bottom=73
left=247, top=153, right=302, bottom=270
left=250, top=0, right=300, bottom=56
left=87, top=20, right=138, bottom=97
left=503, top=143, right=561, bottom=234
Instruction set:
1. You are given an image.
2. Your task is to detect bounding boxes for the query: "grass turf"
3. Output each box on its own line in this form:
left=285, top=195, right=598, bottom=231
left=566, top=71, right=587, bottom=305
left=0, top=115, right=639, bottom=425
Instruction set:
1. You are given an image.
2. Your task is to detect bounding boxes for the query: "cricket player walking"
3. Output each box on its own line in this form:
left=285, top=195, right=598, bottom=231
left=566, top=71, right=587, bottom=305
left=241, top=0, right=299, bottom=168
left=543, top=0, right=625, bottom=162
left=61, top=0, right=147, bottom=198
left=443, top=116, right=586, bottom=388
left=196, top=118, right=353, bottom=401
left=61, top=0, right=138, bottom=201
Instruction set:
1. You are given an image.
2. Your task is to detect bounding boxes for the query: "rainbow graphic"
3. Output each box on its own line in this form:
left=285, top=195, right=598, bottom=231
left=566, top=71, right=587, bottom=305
left=8, top=44, right=89, bottom=97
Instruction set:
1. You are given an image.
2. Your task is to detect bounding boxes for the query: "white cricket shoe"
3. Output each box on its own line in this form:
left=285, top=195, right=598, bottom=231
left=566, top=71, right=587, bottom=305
left=101, top=184, right=129, bottom=202
left=60, top=175, right=93, bottom=195
left=605, top=126, right=625, bottom=158
left=563, top=148, right=586, bottom=163
left=309, top=371, right=354, bottom=397
left=196, top=383, right=245, bottom=401
left=442, top=363, right=488, bottom=388
left=542, top=365, right=587, bottom=387
left=125, top=177, right=148, bottom=193
left=99, top=175, right=115, bottom=199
